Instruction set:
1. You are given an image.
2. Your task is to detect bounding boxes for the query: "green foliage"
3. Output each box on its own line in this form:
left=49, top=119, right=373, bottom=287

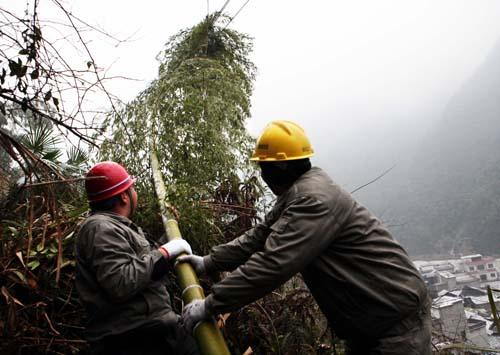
left=20, top=119, right=62, bottom=162
left=0, top=191, right=88, bottom=354
left=100, top=15, right=258, bottom=252
left=0, top=108, right=90, bottom=352
left=0, top=103, right=89, bottom=185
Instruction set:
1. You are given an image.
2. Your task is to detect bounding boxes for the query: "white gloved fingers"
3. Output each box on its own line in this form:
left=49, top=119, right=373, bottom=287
left=160, top=239, right=192, bottom=260
left=176, top=254, right=194, bottom=264
left=179, top=239, right=193, bottom=255
left=176, top=254, right=206, bottom=275
left=181, top=299, right=209, bottom=334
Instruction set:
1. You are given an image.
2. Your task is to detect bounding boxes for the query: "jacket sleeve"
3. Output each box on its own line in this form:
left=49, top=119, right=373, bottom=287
left=85, top=222, right=165, bottom=303
left=206, top=194, right=338, bottom=314
left=207, top=217, right=273, bottom=272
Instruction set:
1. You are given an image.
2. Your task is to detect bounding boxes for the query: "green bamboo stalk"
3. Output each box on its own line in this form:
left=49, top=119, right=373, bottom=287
left=487, top=285, right=500, bottom=335
left=150, top=150, right=230, bottom=355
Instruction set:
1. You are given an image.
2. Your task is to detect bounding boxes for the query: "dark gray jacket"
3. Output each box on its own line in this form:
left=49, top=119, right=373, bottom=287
left=75, top=212, right=178, bottom=341
left=204, top=167, right=429, bottom=340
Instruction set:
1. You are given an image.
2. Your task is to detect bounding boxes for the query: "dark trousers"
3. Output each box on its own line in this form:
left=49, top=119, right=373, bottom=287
left=89, top=322, right=200, bottom=355
left=346, top=302, right=432, bottom=355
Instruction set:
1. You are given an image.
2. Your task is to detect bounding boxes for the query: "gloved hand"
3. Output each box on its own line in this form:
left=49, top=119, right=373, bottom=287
left=181, top=299, right=211, bottom=334
left=159, top=239, right=192, bottom=260
left=176, top=254, right=206, bottom=276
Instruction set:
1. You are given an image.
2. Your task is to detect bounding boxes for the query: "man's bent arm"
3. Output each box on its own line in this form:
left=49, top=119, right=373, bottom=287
left=206, top=194, right=340, bottom=314
left=207, top=217, right=272, bottom=272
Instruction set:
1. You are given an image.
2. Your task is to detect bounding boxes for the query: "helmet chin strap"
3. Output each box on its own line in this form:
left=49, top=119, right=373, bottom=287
left=126, top=188, right=136, bottom=218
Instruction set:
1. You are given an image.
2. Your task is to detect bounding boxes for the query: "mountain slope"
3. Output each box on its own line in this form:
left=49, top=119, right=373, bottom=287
left=387, top=39, right=500, bottom=255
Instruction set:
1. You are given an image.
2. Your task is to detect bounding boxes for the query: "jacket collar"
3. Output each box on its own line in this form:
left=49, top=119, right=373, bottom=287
left=277, top=166, right=322, bottom=203
left=90, top=211, right=135, bottom=228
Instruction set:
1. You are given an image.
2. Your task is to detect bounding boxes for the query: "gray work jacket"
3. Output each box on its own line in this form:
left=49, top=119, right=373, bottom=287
left=204, top=167, right=429, bottom=340
left=74, top=212, right=178, bottom=341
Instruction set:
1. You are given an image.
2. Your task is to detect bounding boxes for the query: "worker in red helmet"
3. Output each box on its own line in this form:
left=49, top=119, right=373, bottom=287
left=75, top=161, right=199, bottom=355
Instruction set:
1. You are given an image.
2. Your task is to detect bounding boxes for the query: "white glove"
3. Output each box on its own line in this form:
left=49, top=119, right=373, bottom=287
left=176, top=254, right=206, bottom=275
left=181, top=299, right=211, bottom=334
left=160, top=239, right=192, bottom=260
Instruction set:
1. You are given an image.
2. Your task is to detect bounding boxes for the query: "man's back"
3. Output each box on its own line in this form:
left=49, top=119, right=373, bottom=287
left=290, top=167, right=429, bottom=340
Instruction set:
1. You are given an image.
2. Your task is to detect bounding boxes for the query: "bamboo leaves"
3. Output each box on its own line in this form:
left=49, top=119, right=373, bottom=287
left=100, top=15, right=257, bottom=249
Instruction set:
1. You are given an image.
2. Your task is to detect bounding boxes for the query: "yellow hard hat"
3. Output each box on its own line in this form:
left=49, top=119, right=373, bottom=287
left=250, top=120, right=314, bottom=161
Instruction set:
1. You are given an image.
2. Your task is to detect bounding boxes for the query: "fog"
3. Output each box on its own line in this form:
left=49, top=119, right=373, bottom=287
left=7, top=0, right=500, bottom=255
left=234, top=1, right=500, bottom=192
left=61, top=1, right=500, bottom=189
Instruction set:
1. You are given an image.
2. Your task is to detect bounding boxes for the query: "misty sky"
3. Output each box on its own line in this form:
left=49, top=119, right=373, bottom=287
left=6, top=0, right=500, bottom=190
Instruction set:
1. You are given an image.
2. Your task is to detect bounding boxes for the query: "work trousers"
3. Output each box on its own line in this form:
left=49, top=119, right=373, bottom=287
left=345, top=301, right=432, bottom=355
left=88, top=321, right=200, bottom=355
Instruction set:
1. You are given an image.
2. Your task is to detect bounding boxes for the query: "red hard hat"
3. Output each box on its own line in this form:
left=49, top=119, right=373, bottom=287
left=85, top=161, right=134, bottom=202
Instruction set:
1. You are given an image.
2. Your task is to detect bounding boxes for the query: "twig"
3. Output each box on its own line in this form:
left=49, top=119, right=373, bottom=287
left=55, top=219, right=62, bottom=284
left=350, top=165, right=396, bottom=194
left=43, top=312, right=61, bottom=335
left=54, top=322, right=85, bottom=330
left=20, top=176, right=104, bottom=188
left=3, top=336, right=86, bottom=344
left=0, top=93, right=96, bottom=146
left=255, top=302, right=281, bottom=355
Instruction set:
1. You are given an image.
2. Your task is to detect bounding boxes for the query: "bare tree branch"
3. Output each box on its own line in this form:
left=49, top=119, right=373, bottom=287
left=0, top=0, right=134, bottom=179
left=350, top=165, right=396, bottom=194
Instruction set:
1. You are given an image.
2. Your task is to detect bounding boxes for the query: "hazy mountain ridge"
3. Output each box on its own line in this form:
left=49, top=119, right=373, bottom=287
left=380, top=39, right=500, bottom=256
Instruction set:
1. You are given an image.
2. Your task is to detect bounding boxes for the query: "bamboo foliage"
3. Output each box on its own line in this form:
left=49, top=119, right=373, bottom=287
left=99, top=14, right=257, bottom=252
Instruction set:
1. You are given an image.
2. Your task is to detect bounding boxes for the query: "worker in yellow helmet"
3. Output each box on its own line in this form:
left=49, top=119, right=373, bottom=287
left=179, top=121, right=431, bottom=355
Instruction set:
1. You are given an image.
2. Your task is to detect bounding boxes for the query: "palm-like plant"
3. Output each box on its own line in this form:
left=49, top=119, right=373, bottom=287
left=20, top=120, right=62, bottom=169
left=65, top=146, right=89, bottom=176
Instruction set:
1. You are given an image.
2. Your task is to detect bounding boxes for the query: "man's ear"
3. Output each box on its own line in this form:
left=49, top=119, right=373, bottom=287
left=118, top=191, right=128, bottom=205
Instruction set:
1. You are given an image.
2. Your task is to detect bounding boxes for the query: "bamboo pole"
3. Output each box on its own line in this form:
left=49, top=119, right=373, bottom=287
left=150, top=150, right=230, bottom=355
